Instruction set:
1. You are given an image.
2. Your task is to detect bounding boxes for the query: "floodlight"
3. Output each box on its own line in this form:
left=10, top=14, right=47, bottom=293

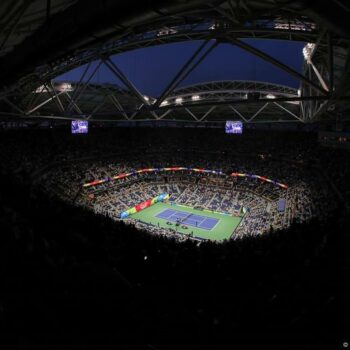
left=175, top=97, right=183, bottom=104
left=58, top=82, right=73, bottom=92
left=266, top=94, right=276, bottom=99
left=160, top=100, right=168, bottom=106
left=192, top=95, right=200, bottom=101
left=33, top=85, right=48, bottom=93
left=302, top=43, right=315, bottom=63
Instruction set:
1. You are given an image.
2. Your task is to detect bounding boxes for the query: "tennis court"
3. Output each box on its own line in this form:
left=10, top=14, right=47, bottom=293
left=156, top=208, right=219, bottom=230
left=129, top=202, right=243, bottom=241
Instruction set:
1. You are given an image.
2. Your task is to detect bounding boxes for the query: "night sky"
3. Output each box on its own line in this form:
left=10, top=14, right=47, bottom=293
left=59, top=39, right=305, bottom=97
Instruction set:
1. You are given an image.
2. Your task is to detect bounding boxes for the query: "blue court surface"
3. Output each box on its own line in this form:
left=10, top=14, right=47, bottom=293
left=155, top=208, right=219, bottom=231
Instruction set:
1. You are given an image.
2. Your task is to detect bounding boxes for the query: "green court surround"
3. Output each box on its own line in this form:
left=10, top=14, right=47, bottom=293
left=130, top=202, right=243, bottom=241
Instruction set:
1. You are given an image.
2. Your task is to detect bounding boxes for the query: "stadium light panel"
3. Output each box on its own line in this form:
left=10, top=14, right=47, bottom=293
left=192, top=95, right=200, bottom=101
left=33, top=85, right=50, bottom=93
left=160, top=100, right=168, bottom=106
left=266, top=94, right=276, bottom=99
left=58, top=82, right=73, bottom=92
left=175, top=97, right=183, bottom=104
left=303, top=43, right=315, bottom=63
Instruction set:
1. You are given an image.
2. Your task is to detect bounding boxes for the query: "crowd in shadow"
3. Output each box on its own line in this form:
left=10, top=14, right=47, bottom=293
left=0, top=127, right=349, bottom=349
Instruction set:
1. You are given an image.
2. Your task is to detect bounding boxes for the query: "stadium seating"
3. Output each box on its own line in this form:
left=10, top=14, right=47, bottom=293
left=0, top=127, right=349, bottom=348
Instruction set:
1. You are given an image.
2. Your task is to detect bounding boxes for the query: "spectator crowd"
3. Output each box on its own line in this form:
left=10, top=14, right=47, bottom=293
left=0, top=126, right=349, bottom=349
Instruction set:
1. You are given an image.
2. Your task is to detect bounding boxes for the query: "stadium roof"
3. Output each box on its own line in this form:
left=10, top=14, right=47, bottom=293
left=0, top=0, right=349, bottom=124
left=0, top=0, right=77, bottom=59
left=10, top=80, right=300, bottom=123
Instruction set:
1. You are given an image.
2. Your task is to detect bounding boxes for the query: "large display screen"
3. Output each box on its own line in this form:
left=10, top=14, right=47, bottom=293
left=71, top=120, right=88, bottom=134
left=225, top=121, right=243, bottom=134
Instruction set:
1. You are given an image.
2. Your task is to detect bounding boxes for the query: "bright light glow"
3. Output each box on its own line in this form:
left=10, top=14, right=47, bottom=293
left=192, top=95, right=200, bottom=101
left=33, top=85, right=49, bottom=93
left=175, top=97, right=183, bottom=104
left=266, top=94, right=276, bottom=99
left=303, top=43, right=315, bottom=62
left=57, top=82, right=73, bottom=92
left=274, top=22, right=315, bottom=31
left=157, top=27, right=177, bottom=37
left=298, top=88, right=301, bottom=97
left=143, top=95, right=149, bottom=101
left=226, top=121, right=243, bottom=134
left=160, top=100, right=168, bottom=106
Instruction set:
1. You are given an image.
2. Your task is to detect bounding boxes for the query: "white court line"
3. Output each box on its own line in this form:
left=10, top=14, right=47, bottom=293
left=199, top=218, right=220, bottom=232
left=160, top=208, right=220, bottom=232
left=156, top=208, right=181, bottom=219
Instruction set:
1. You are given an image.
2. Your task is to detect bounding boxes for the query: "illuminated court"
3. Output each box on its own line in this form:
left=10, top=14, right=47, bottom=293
left=155, top=208, right=219, bottom=230
left=130, top=202, right=244, bottom=241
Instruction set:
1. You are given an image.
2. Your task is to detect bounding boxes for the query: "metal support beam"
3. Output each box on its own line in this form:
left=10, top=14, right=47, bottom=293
left=248, top=103, right=269, bottom=122
left=0, top=111, right=23, bottom=117
left=50, top=81, right=65, bottom=113
left=185, top=107, right=199, bottom=121
left=200, top=105, right=216, bottom=121
left=158, top=109, right=172, bottom=120
left=310, top=62, right=329, bottom=92
left=307, top=63, right=314, bottom=121
left=41, top=80, right=64, bottom=113
left=66, top=60, right=103, bottom=113
left=310, top=46, right=350, bottom=121
left=64, top=92, right=83, bottom=115
left=225, top=37, right=328, bottom=95
left=300, top=97, right=306, bottom=122
left=309, top=29, right=327, bottom=62
left=155, top=40, right=218, bottom=108
left=0, top=2, right=31, bottom=51
left=150, top=111, right=159, bottom=119
left=156, top=95, right=350, bottom=113
left=67, top=62, right=91, bottom=107
left=328, top=32, right=334, bottom=92
left=211, top=3, right=240, bottom=25
left=273, top=102, right=304, bottom=122
left=26, top=83, right=46, bottom=111
left=2, top=97, right=25, bottom=115
left=108, top=95, right=129, bottom=119
left=103, top=58, right=149, bottom=106
left=26, top=90, right=65, bottom=115
left=129, top=104, right=144, bottom=120
left=229, top=105, right=248, bottom=122
left=86, top=96, right=109, bottom=119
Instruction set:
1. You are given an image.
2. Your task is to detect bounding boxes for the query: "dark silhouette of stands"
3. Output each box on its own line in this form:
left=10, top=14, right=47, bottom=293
left=0, top=127, right=349, bottom=349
